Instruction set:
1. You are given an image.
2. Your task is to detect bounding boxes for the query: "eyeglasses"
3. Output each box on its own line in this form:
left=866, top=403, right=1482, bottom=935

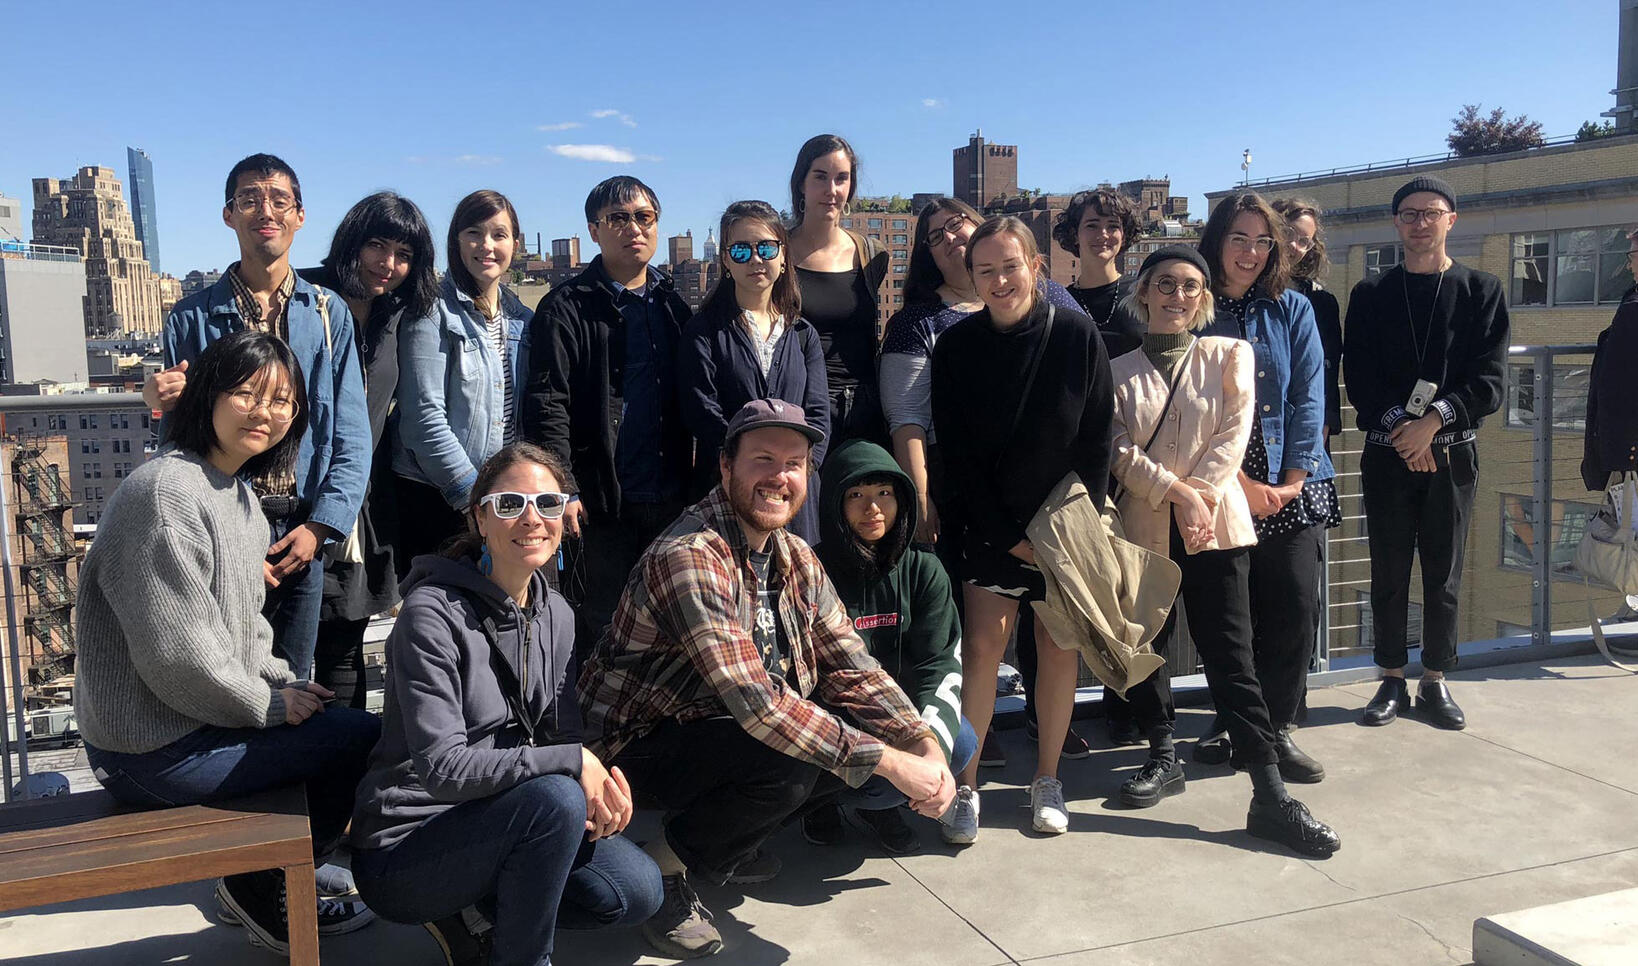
left=231, top=192, right=299, bottom=215
left=924, top=215, right=971, bottom=249
left=1154, top=276, right=1204, bottom=297
left=1287, top=234, right=1316, bottom=254
left=1396, top=207, right=1453, bottom=226
left=726, top=240, right=782, bottom=264
left=1226, top=233, right=1277, bottom=255
left=480, top=490, right=570, bottom=520
left=597, top=209, right=657, bottom=231
left=226, top=389, right=298, bottom=422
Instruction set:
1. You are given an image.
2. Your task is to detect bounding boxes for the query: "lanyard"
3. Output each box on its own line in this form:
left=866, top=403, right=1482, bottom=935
left=1401, top=269, right=1445, bottom=369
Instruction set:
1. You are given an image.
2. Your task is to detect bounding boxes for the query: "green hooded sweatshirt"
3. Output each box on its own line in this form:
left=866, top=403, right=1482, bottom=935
left=817, top=439, right=964, bottom=760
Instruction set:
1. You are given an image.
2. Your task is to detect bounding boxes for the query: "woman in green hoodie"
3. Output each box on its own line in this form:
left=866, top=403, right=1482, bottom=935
left=810, top=439, right=977, bottom=852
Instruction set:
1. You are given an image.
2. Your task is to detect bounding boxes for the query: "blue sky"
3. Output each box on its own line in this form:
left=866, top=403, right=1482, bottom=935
left=0, top=0, right=1619, bottom=277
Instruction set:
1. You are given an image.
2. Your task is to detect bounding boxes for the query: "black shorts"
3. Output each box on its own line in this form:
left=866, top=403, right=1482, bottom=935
left=963, top=541, right=1046, bottom=602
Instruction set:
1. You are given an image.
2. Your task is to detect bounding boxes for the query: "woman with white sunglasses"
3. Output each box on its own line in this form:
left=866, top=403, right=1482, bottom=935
left=352, top=442, right=662, bottom=965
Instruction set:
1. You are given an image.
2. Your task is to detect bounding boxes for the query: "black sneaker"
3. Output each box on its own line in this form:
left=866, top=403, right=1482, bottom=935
left=425, top=911, right=493, bottom=966
left=1118, top=756, right=1186, bottom=808
left=215, top=871, right=288, bottom=953
left=1024, top=720, right=1094, bottom=760
left=642, top=872, right=724, bottom=959
left=1246, top=796, right=1341, bottom=858
left=855, top=806, right=921, bottom=855
left=801, top=802, right=846, bottom=846
left=217, top=873, right=376, bottom=943
left=724, top=847, right=781, bottom=885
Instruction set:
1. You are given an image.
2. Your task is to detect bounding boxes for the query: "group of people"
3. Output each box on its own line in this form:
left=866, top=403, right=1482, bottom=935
left=71, top=134, right=1529, bottom=965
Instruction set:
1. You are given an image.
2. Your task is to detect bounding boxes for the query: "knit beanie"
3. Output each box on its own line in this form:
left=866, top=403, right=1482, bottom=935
left=1141, top=244, right=1212, bottom=285
left=1392, top=176, right=1458, bottom=213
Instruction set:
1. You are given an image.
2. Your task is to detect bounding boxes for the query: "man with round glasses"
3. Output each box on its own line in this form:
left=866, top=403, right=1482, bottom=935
left=145, top=153, right=369, bottom=684
left=522, top=175, right=695, bottom=661
left=1343, top=175, right=1510, bottom=731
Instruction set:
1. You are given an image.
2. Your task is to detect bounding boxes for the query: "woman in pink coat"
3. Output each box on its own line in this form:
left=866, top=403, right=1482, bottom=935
left=1107, top=245, right=1339, bottom=859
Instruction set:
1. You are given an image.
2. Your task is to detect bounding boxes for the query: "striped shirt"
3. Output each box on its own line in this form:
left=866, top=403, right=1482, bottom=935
left=578, top=487, right=932, bottom=787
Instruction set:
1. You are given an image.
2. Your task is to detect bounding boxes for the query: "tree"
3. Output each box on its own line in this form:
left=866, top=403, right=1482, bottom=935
left=1447, top=104, right=1546, bottom=156
left=1576, top=119, right=1617, bottom=142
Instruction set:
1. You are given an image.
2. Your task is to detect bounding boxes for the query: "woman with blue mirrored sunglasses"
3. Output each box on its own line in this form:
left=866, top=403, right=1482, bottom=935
left=677, top=200, right=831, bottom=544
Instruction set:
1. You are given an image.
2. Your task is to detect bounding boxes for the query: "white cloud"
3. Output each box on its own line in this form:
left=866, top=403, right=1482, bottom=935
left=590, top=108, right=637, bottom=128
left=922, top=98, right=945, bottom=109
left=537, top=121, right=583, bottom=131
left=454, top=154, right=503, bottom=166
left=549, top=144, right=638, bottom=163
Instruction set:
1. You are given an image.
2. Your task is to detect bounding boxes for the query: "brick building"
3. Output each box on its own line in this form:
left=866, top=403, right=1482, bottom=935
left=31, top=167, right=164, bottom=338
left=840, top=204, right=915, bottom=330
left=953, top=131, right=1018, bottom=209
left=0, top=392, right=157, bottom=527
left=0, top=432, right=78, bottom=694
left=1207, top=132, right=1638, bottom=657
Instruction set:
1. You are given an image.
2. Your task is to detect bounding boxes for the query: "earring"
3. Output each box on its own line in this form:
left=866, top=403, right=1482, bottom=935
left=478, top=540, right=493, bottom=576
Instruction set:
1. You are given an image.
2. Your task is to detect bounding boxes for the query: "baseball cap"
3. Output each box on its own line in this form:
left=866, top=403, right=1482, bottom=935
left=724, top=398, right=824, bottom=445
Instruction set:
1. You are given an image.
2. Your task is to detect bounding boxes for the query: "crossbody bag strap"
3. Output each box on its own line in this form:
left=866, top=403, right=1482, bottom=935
left=1002, top=304, right=1054, bottom=447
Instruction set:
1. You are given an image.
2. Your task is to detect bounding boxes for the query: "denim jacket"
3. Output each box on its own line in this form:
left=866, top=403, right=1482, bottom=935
left=393, top=276, right=530, bottom=507
left=161, top=273, right=369, bottom=539
left=1201, top=288, right=1333, bottom=484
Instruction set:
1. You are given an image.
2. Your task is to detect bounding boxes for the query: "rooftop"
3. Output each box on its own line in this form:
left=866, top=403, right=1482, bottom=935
left=4, top=650, right=1635, bottom=965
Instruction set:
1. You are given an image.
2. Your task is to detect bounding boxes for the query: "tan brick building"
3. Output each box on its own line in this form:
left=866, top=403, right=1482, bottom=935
left=1208, top=133, right=1638, bottom=659
left=841, top=204, right=916, bottom=330
left=31, top=167, right=163, bottom=338
left=0, top=433, right=78, bottom=698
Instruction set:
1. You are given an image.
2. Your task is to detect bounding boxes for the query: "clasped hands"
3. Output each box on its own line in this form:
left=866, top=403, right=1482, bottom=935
left=1389, top=413, right=1442, bottom=473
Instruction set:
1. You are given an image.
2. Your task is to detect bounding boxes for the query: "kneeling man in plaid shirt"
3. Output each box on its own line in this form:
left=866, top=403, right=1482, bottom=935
left=580, top=398, right=955, bottom=960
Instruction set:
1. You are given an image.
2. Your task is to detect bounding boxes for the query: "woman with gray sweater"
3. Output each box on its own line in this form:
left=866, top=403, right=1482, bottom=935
left=74, top=330, right=383, bottom=954
left=350, top=443, right=661, bottom=965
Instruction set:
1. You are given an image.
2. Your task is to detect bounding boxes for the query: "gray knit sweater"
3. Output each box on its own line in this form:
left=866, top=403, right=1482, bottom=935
left=73, top=448, right=295, bottom=754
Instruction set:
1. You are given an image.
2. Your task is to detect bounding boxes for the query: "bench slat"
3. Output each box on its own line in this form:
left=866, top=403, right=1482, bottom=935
left=0, top=801, right=309, bottom=857
left=0, top=786, right=309, bottom=853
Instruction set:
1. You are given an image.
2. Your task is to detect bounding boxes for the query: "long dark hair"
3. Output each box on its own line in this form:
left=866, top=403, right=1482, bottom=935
left=164, top=330, right=308, bottom=481
left=788, top=134, right=858, bottom=228
left=444, top=443, right=577, bottom=562
left=447, top=190, right=521, bottom=299
left=700, top=201, right=802, bottom=323
left=903, top=197, right=984, bottom=305
left=1199, top=191, right=1290, bottom=298
left=320, top=191, right=439, bottom=320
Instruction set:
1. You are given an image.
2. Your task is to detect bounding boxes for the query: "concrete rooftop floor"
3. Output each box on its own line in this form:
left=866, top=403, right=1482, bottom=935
left=3, top=653, right=1635, bottom=965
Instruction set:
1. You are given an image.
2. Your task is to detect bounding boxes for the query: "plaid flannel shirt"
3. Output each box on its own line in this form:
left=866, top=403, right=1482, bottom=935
left=579, top=486, right=932, bottom=787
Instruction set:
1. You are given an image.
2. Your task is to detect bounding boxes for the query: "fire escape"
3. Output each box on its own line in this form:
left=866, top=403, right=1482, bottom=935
left=12, top=440, right=78, bottom=685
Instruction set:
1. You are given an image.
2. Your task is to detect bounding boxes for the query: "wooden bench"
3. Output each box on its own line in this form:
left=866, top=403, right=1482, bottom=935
left=0, top=784, right=320, bottom=964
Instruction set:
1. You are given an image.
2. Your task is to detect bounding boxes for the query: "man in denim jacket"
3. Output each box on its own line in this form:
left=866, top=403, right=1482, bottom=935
left=145, top=153, right=368, bottom=680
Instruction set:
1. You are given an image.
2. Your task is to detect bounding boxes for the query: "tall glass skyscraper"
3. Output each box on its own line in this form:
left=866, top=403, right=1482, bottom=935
left=126, top=147, right=161, bottom=275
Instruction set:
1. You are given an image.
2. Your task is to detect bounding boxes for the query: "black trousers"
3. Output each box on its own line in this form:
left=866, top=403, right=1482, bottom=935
left=1247, top=524, right=1326, bottom=728
left=395, top=476, right=468, bottom=577
left=314, top=616, right=370, bottom=709
left=1124, top=524, right=1277, bottom=765
left=610, top=717, right=843, bottom=885
left=1360, top=442, right=1478, bottom=672
left=562, top=499, right=682, bottom=662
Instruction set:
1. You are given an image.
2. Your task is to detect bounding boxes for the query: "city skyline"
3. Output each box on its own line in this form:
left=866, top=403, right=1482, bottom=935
left=0, top=0, right=1619, bottom=280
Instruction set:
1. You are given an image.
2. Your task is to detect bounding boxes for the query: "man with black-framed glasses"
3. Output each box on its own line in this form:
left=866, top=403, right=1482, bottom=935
left=1343, top=175, right=1509, bottom=730
left=522, top=176, right=694, bottom=658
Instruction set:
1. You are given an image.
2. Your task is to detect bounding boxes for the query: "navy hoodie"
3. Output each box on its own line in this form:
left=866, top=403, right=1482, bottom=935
left=352, top=554, right=580, bottom=852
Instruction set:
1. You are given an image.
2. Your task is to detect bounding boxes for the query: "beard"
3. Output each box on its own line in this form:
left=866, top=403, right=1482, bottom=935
left=726, top=468, right=805, bottom=536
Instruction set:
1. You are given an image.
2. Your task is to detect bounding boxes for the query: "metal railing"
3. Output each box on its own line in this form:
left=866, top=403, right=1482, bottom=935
left=1240, top=132, right=1594, bottom=190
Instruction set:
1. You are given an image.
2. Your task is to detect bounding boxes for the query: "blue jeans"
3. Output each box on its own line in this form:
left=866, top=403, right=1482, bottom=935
left=845, top=715, right=979, bottom=811
left=84, top=707, right=380, bottom=861
left=265, top=514, right=326, bottom=680
left=352, top=775, right=662, bottom=966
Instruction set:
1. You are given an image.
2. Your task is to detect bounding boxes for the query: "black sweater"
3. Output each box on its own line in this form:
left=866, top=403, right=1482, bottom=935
left=1342, top=262, right=1509, bottom=439
left=930, top=299, right=1114, bottom=553
left=1583, top=300, right=1638, bottom=490
left=1295, top=279, right=1343, bottom=436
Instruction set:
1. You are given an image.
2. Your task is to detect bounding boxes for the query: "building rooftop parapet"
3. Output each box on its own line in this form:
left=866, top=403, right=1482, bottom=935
left=0, top=241, right=84, bottom=263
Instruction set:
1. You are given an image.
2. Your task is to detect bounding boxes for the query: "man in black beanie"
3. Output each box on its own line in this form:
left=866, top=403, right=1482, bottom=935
left=1342, top=175, right=1509, bottom=730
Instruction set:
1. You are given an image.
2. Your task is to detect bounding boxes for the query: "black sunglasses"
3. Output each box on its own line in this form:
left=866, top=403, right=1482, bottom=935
left=726, top=240, right=782, bottom=264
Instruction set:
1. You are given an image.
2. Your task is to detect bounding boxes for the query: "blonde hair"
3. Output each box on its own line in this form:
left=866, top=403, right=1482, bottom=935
left=964, top=216, right=1046, bottom=311
left=1122, top=261, right=1217, bottom=332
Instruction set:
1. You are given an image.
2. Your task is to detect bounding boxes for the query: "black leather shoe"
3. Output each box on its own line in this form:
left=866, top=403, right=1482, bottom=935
left=1194, top=730, right=1232, bottom=765
left=1118, top=756, right=1185, bottom=808
left=1361, top=677, right=1410, bottom=726
left=1246, top=797, right=1341, bottom=858
left=1416, top=680, right=1467, bottom=730
left=1274, top=729, right=1325, bottom=783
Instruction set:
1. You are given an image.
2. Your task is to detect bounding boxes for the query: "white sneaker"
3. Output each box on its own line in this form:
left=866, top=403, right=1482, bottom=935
left=1030, top=776, right=1069, bottom=834
left=940, top=785, right=980, bottom=845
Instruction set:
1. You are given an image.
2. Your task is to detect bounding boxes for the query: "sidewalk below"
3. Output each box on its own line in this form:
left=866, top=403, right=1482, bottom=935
left=3, top=654, right=1634, bottom=965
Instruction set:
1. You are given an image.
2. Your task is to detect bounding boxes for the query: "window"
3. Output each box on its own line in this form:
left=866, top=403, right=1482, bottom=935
left=79, top=415, right=89, bottom=430
left=867, top=218, right=883, bottom=229
left=80, top=441, right=90, bottom=455
left=892, top=219, right=907, bottom=230
left=1364, top=244, right=1401, bottom=278
left=893, top=280, right=904, bottom=289
left=893, top=264, right=907, bottom=274
left=82, top=464, right=92, bottom=480
left=1510, top=227, right=1633, bottom=306
left=1499, top=494, right=1600, bottom=578
left=892, top=250, right=908, bottom=261
left=894, top=295, right=903, bottom=304
left=840, top=218, right=853, bottom=229
left=1505, top=363, right=1589, bottom=431
left=892, top=234, right=908, bottom=245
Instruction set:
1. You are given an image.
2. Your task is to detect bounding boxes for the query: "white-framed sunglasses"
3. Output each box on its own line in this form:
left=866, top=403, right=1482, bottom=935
left=479, top=491, right=570, bottom=520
